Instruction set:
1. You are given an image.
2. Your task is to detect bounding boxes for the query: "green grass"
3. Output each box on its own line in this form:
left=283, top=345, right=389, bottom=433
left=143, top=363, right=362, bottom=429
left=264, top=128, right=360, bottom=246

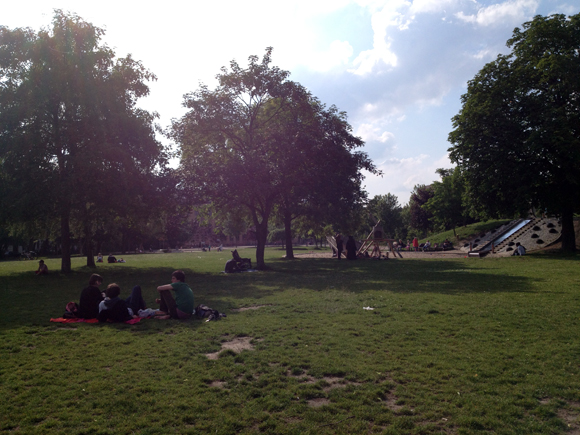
left=1, top=248, right=580, bottom=434
left=420, top=219, right=513, bottom=245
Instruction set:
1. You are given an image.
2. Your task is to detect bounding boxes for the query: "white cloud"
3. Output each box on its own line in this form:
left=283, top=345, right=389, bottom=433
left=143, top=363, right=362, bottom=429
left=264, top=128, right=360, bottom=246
left=455, top=0, right=540, bottom=26
left=410, top=0, right=457, bottom=14
left=349, top=0, right=412, bottom=75
left=362, top=152, right=454, bottom=203
left=356, top=124, right=395, bottom=143
left=307, top=40, right=354, bottom=71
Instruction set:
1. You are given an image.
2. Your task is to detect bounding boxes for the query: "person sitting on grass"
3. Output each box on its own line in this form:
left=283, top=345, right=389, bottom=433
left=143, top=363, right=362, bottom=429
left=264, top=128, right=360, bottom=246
left=98, top=283, right=137, bottom=323
left=77, top=273, right=104, bottom=319
left=35, top=260, right=49, bottom=275
left=512, top=242, right=526, bottom=256
left=154, top=270, right=194, bottom=320
left=346, top=235, right=357, bottom=260
left=107, top=253, right=117, bottom=263
left=96, top=253, right=103, bottom=263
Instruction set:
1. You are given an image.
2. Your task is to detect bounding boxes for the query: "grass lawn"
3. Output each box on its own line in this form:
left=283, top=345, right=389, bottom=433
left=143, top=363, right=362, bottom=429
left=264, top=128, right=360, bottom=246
left=1, top=248, right=579, bottom=434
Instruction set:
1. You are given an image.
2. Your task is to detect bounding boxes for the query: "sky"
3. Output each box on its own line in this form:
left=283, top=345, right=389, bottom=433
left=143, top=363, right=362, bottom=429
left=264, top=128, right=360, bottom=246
left=3, top=0, right=578, bottom=205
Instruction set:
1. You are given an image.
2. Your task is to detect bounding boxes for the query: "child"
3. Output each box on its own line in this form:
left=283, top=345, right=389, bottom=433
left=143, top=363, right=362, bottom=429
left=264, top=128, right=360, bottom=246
left=155, top=270, right=194, bottom=319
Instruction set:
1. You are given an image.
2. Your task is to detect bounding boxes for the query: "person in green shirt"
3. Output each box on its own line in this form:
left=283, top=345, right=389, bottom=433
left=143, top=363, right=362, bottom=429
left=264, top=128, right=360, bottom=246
left=155, top=270, right=194, bottom=319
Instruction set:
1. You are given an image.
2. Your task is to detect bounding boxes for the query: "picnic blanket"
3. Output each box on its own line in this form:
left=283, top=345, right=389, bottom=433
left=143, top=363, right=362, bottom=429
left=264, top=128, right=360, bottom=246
left=50, top=317, right=142, bottom=324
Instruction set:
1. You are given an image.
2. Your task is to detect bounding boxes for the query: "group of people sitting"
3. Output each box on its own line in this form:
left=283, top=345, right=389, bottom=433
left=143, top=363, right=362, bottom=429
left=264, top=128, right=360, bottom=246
left=95, top=253, right=126, bottom=263
left=66, top=271, right=194, bottom=322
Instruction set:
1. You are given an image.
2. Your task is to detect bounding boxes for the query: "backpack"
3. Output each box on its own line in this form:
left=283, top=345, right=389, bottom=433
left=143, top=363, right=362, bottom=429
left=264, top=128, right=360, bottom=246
left=195, top=304, right=226, bottom=321
left=63, top=302, right=79, bottom=318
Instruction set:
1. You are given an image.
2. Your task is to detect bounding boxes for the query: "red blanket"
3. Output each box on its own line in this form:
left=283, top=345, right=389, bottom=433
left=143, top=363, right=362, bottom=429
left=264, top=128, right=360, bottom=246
left=50, top=317, right=141, bottom=324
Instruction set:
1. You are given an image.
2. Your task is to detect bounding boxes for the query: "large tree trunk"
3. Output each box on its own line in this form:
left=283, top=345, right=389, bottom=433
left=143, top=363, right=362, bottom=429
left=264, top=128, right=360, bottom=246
left=560, top=207, right=576, bottom=253
left=254, top=220, right=268, bottom=270
left=250, top=204, right=273, bottom=270
left=283, top=208, right=295, bottom=259
left=60, top=208, right=72, bottom=273
left=85, top=220, right=96, bottom=268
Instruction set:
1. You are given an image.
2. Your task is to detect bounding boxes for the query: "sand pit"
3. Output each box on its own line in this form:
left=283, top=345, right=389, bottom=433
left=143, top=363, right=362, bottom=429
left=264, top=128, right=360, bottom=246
left=294, top=250, right=466, bottom=259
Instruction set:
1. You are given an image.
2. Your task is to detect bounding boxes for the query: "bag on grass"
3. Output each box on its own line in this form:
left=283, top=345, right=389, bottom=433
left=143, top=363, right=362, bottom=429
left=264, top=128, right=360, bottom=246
left=194, top=304, right=227, bottom=321
left=63, top=302, right=79, bottom=319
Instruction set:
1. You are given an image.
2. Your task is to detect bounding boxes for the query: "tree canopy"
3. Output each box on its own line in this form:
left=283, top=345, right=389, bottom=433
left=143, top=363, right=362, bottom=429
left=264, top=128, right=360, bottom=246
left=448, top=13, right=580, bottom=252
left=423, top=168, right=472, bottom=236
left=0, top=11, right=165, bottom=270
left=408, top=184, right=434, bottom=236
left=367, top=194, right=403, bottom=239
left=172, top=48, right=375, bottom=269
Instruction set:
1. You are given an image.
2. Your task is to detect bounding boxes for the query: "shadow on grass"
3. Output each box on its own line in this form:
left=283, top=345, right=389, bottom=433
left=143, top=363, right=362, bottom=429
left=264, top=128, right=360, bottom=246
left=0, top=256, right=540, bottom=331
left=257, top=257, right=535, bottom=295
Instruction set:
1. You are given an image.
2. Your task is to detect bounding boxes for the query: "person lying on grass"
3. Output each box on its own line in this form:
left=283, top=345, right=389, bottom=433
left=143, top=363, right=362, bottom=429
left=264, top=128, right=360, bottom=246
left=154, top=270, right=194, bottom=320
left=98, top=283, right=139, bottom=323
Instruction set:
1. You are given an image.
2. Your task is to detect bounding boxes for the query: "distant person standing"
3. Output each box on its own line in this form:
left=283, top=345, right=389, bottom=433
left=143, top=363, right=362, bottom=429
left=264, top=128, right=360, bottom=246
left=412, top=237, right=419, bottom=252
left=335, top=234, right=344, bottom=260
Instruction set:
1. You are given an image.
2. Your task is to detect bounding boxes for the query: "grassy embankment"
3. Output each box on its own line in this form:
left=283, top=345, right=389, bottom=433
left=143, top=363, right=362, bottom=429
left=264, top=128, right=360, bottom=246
left=419, top=219, right=513, bottom=246
left=1, top=248, right=579, bottom=434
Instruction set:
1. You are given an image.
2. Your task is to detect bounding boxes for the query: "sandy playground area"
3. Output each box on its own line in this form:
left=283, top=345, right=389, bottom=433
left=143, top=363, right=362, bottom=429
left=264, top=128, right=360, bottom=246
left=294, top=249, right=467, bottom=259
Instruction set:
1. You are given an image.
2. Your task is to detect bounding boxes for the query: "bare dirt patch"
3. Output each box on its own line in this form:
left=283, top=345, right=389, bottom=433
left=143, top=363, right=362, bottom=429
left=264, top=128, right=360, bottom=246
left=205, top=336, right=256, bottom=360
left=209, top=381, right=226, bottom=388
left=308, top=398, right=331, bottom=408
left=383, top=392, right=403, bottom=412
left=558, top=402, right=580, bottom=434
left=321, top=376, right=361, bottom=392
left=230, top=305, right=271, bottom=312
left=287, top=370, right=316, bottom=384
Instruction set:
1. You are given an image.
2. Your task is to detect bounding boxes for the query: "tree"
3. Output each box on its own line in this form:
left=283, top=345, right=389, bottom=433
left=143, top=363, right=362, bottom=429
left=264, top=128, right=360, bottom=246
left=367, top=194, right=404, bottom=239
left=423, top=168, right=472, bottom=237
left=408, top=184, right=434, bottom=236
left=172, top=48, right=375, bottom=268
left=0, top=11, right=164, bottom=271
left=271, top=97, right=376, bottom=259
left=448, top=13, right=580, bottom=252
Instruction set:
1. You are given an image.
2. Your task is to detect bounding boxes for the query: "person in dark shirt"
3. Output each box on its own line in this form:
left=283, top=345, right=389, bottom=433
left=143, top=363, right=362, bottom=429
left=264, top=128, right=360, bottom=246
left=336, top=234, right=344, bottom=260
left=346, top=236, right=358, bottom=260
left=98, top=284, right=136, bottom=323
left=77, top=274, right=104, bottom=319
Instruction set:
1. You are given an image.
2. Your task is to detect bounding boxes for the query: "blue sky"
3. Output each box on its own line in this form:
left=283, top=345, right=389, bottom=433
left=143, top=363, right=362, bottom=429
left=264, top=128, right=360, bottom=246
left=3, top=0, right=578, bottom=205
